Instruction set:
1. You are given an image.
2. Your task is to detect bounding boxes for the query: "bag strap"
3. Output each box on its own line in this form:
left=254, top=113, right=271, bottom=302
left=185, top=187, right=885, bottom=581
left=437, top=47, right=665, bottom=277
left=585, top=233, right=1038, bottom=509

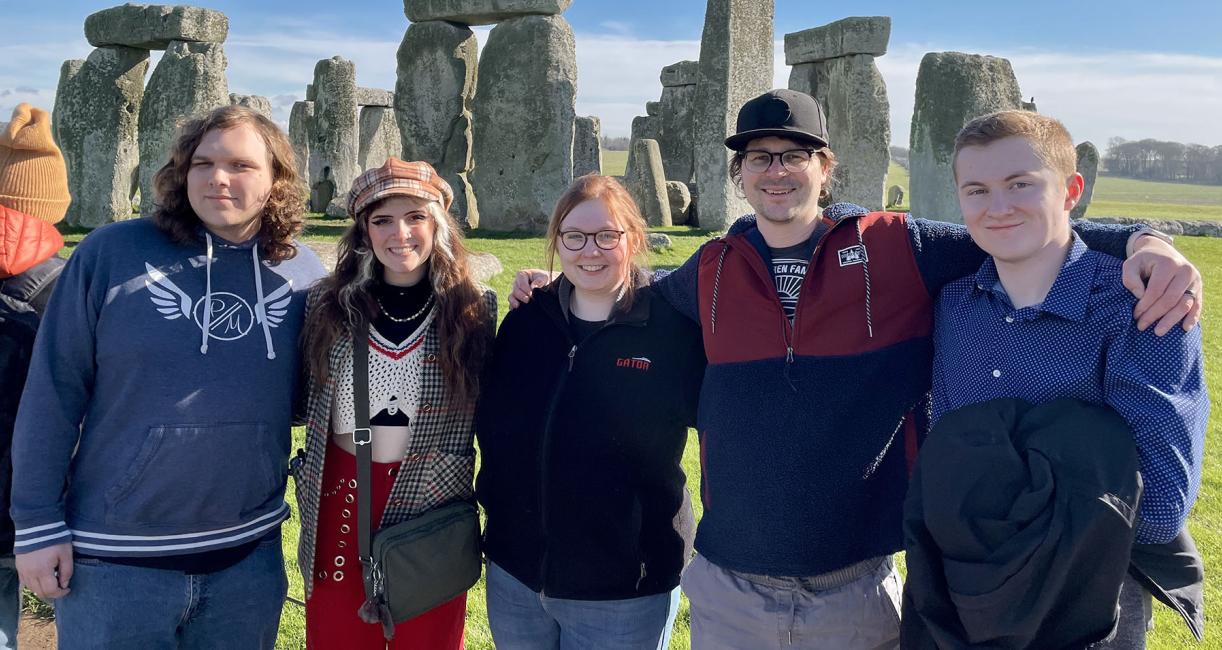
left=352, top=322, right=393, bottom=636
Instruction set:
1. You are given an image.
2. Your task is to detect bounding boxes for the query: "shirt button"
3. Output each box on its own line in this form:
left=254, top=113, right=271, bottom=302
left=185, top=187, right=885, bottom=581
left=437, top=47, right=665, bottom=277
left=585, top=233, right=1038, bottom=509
left=992, top=369, right=1002, bottom=378
left=1005, top=316, right=1014, bottom=323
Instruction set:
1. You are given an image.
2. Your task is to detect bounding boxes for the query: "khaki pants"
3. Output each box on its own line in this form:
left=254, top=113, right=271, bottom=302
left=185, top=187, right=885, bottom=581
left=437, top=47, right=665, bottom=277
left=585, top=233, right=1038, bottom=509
left=682, top=553, right=901, bottom=650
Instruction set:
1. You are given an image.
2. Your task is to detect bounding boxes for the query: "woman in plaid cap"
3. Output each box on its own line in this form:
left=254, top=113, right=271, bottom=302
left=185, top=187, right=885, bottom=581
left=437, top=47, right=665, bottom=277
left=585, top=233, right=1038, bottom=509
left=295, top=158, right=495, bottom=648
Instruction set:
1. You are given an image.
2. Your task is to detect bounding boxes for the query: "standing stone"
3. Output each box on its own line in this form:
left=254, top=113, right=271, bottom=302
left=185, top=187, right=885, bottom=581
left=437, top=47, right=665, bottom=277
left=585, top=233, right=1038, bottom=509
left=358, top=106, right=403, bottom=171
left=396, top=20, right=479, bottom=227
left=289, top=101, right=314, bottom=184
left=624, top=114, right=662, bottom=184
left=356, top=87, right=394, bottom=107
left=786, top=17, right=891, bottom=210
left=404, top=0, right=572, bottom=25
left=886, top=184, right=904, bottom=208
left=789, top=56, right=889, bottom=209
left=52, top=59, right=86, bottom=224
left=229, top=93, right=272, bottom=118
left=310, top=56, right=360, bottom=212
left=693, top=0, right=775, bottom=229
left=659, top=60, right=698, bottom=184
left=138, top=41, right=228, bottom=216
left=1071, top=141, right=1099, bottom=220
left=471, top=15, right=577, bottom=231
left=84, top=4, right=228, bottom=49
left=627, top=139, right=671, bottom=226
left=56, top=47, right=149, bottom=227
left=573, top=116, right=602, bottom=177
left=909, top=52, right=1023, bottom=223
left=666, top=180, right=692, bottom=225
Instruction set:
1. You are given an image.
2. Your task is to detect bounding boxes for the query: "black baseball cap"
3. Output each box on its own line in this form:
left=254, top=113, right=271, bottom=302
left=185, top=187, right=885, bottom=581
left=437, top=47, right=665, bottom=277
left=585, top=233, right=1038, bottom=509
left=725, top=89, right=830, bottom=151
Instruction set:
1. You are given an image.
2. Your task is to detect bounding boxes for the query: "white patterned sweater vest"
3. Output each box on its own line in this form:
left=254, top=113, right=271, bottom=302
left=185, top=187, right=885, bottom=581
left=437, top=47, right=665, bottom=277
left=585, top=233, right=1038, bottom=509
left=330, top=309, right=434, bottom=436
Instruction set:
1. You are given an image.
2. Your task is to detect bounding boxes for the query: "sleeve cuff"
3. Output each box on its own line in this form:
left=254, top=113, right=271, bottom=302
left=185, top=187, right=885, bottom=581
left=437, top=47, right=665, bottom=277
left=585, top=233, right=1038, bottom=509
left=1126, top=227, right=1174, bottom=257
left=13, top=521, right=72, bottom=553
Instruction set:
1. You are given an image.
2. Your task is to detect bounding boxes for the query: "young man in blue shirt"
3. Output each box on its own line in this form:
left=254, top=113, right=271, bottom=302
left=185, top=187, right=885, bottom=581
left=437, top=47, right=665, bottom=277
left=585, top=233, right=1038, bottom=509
left=930, top=110, right=1208, bottom=648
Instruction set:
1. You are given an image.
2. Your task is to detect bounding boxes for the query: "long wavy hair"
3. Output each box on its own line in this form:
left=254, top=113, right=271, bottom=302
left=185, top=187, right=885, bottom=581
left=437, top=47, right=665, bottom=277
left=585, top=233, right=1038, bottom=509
left=544, top=174, right=651, bottom=308
left=303, top=196, right=490, bottom=407
left=151, top=105, right=306, bottom=263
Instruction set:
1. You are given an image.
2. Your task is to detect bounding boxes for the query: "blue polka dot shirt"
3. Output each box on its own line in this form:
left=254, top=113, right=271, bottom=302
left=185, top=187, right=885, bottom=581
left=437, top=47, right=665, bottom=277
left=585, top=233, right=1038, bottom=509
left=932, top=235, right=1208, bottom=544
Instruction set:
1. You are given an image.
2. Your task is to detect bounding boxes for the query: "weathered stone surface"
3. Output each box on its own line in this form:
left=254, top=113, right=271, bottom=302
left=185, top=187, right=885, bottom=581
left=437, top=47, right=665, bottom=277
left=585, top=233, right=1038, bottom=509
left=645, top=101, right=662, bottom=117
left=647, top=233, right=673, bottom=250
left=573, top=116, right=602, bottom=177
left=356, top=87, right=394, bottom=107
left=666, top=180, right=692, bottom=225
left=52, top=59, right=85, bottom=214
left=309, top=56, right=360, bottom=212
left=404, top=0, right=571, bottom=25
left=468, top=251, right=503, bottom=283
left=306, top=84, right=315, bottom=101
left=289, top=101, right=314, bottom=182
left=784, top=16, right=890, bottom=64
left=659, top=83, right=697, bottom=183
left=693, top=0, right=775, bottom=228
left=84, top=4, right=228, bottom=50
left=471, top=15, right=576, bottom=231
left=909, top=52, right=1023, bottom=223
left=789, top=55, right=889, bottom=209
left=627, top=139, right=671, bottom=227
left=1071, top=141, right=1099, bottom=220
left=138, top=41, right=228, bottom=216
left=660, top=60, right=699, bottom=87
left=358, top=106, right=403, bottom=171
left=55, top=47, right=149, bottom=227
left=624, top=115, right=662, bottom=184
left=228, top=93, right=272, bottom=117
left=325, top=196, right=347, bottom=218
left=396, top=21, right=479, bottom=227
left=886, top=184, right=904, bottom=208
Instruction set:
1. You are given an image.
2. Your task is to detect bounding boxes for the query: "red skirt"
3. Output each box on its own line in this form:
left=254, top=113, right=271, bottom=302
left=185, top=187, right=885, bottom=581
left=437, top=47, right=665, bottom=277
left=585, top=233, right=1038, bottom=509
left=306, top=437, right=466, bottom=650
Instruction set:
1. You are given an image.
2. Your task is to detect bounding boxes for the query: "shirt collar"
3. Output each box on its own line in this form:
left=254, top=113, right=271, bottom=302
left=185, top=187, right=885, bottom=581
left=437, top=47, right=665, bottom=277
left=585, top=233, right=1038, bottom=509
left=972, top=234, right=1097, bottom=322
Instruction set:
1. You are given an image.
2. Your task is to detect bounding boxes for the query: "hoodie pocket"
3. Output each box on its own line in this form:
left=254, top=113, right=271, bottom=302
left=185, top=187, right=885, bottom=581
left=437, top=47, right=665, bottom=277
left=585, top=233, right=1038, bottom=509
left=105, top=422, right=281, bottom=528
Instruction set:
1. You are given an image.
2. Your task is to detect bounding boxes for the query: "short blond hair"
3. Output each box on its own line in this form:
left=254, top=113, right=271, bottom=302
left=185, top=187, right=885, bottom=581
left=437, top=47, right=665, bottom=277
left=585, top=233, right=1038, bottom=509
left=953, top=110, right=1076, bottom=180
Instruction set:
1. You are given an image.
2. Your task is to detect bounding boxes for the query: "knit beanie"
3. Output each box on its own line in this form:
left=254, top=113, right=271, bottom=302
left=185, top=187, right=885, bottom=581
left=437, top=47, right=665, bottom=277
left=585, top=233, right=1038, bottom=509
left=0, top=103, right=71, bottom=224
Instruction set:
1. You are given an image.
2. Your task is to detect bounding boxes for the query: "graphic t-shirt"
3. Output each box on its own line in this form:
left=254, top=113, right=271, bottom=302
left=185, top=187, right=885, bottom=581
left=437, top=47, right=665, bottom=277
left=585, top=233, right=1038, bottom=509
left=770, top=240, right=815, bottom=321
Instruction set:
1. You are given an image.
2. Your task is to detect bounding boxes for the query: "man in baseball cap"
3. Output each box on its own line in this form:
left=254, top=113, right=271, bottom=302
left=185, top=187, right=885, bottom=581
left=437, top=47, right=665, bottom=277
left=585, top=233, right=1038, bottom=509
left=510, top=88, right=1202, bottom=648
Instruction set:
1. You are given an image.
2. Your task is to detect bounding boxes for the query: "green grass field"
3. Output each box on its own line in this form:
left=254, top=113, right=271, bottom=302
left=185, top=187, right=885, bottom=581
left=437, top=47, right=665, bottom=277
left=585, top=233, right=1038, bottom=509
left=883, top=162, right=1222, bottom=220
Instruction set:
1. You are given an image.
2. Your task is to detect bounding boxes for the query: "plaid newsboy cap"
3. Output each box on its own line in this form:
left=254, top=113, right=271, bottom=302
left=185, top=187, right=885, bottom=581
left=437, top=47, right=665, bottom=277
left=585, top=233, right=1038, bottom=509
left=346, top=158, right=454, bottom=217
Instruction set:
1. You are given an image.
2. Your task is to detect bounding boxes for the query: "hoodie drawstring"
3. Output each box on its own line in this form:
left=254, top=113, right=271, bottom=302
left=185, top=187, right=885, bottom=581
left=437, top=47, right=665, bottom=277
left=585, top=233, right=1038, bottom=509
left=854, top=219, right=874, bottom=339
left=709, top=246, right=728, bottom=335
left=198, top=233, right=276, bottom=360
left=200, top=233, right=214, bottom=355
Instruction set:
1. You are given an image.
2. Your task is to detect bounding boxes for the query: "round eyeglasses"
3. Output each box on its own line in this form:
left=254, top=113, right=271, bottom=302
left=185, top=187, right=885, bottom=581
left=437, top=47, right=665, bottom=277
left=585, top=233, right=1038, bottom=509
left=742, top=149, right=817, bottom=173
left=558, top=230, right=625, bottom=251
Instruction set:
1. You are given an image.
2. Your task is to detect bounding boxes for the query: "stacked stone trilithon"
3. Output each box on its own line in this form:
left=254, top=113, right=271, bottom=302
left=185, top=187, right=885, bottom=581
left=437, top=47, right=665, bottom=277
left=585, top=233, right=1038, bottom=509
left=55, top=4, right=230, bottom=226
left=909, top=52, right=1024, bottom=223
left=693, top=0, right=775, bottom=229
left=622, top=61, right=698, bottom=224
left=786, top=16, right=891, bottom=211
left=397, top=0, right=581, bottom=231
left=1072, top=141, right=1099, bottom=220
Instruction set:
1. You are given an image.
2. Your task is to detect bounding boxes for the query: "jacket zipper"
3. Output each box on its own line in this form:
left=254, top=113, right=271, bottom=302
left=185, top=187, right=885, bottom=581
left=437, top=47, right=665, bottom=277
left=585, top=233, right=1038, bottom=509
left=636, top=561, right=647, bottom=591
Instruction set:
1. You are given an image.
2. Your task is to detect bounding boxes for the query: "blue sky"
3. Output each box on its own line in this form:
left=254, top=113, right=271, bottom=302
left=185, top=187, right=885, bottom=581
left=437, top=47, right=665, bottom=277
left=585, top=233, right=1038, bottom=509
left=3, top=1, right=1221, bottom=149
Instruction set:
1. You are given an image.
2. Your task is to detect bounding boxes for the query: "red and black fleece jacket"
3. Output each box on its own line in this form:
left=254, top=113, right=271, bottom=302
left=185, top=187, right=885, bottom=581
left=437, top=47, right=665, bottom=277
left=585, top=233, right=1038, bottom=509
left=651, top=202, right=1141, bottom=577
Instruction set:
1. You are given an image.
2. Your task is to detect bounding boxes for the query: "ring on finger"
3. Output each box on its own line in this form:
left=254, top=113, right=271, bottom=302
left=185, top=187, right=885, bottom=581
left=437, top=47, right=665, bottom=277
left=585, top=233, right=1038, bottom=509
left=1184, top=288, right=1197, bottom=299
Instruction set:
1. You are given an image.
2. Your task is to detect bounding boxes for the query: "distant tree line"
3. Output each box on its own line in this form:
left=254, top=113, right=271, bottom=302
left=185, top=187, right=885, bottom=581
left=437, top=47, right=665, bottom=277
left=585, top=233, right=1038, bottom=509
left=602, top=136, right=630, bottom=151
left=1104, top=137, right=1222, bottom=185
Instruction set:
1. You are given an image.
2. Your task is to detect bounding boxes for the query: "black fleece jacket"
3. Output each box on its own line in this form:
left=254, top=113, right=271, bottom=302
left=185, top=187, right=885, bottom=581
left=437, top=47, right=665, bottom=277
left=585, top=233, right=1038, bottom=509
left=476, top=279, right=705, bottom=600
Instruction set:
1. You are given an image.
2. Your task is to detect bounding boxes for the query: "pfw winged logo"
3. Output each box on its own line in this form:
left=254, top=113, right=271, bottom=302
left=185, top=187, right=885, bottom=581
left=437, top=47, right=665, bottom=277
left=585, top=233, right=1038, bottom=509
left=144, top=262, right=292, bottom=342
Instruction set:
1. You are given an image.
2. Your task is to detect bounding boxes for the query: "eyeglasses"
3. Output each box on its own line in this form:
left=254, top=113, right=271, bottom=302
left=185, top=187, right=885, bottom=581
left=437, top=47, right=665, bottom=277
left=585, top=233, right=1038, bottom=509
left=741, top=149, right=817, bottom=173
left=558, top=230, right=625, bottom=251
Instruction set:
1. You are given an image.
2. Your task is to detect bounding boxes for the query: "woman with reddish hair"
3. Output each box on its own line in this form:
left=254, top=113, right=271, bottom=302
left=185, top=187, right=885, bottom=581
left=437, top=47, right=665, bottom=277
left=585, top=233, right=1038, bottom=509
left=476, top=175, right=705, bottom=650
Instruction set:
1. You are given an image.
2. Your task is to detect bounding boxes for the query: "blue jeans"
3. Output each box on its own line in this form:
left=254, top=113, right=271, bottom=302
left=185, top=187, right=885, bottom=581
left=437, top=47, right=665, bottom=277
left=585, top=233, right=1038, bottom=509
left=0, top=556, right=18, bottom=650
left=53, top=534, right=287, bottom=650
left=486, top=561, right=680, bottom=650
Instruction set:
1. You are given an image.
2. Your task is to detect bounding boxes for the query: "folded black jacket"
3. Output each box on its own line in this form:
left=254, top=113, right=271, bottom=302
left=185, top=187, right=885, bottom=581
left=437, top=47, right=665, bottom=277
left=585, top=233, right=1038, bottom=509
left=476, top=279, right=705, bottom=599
left=902, top=398, right=1142, bottom=650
